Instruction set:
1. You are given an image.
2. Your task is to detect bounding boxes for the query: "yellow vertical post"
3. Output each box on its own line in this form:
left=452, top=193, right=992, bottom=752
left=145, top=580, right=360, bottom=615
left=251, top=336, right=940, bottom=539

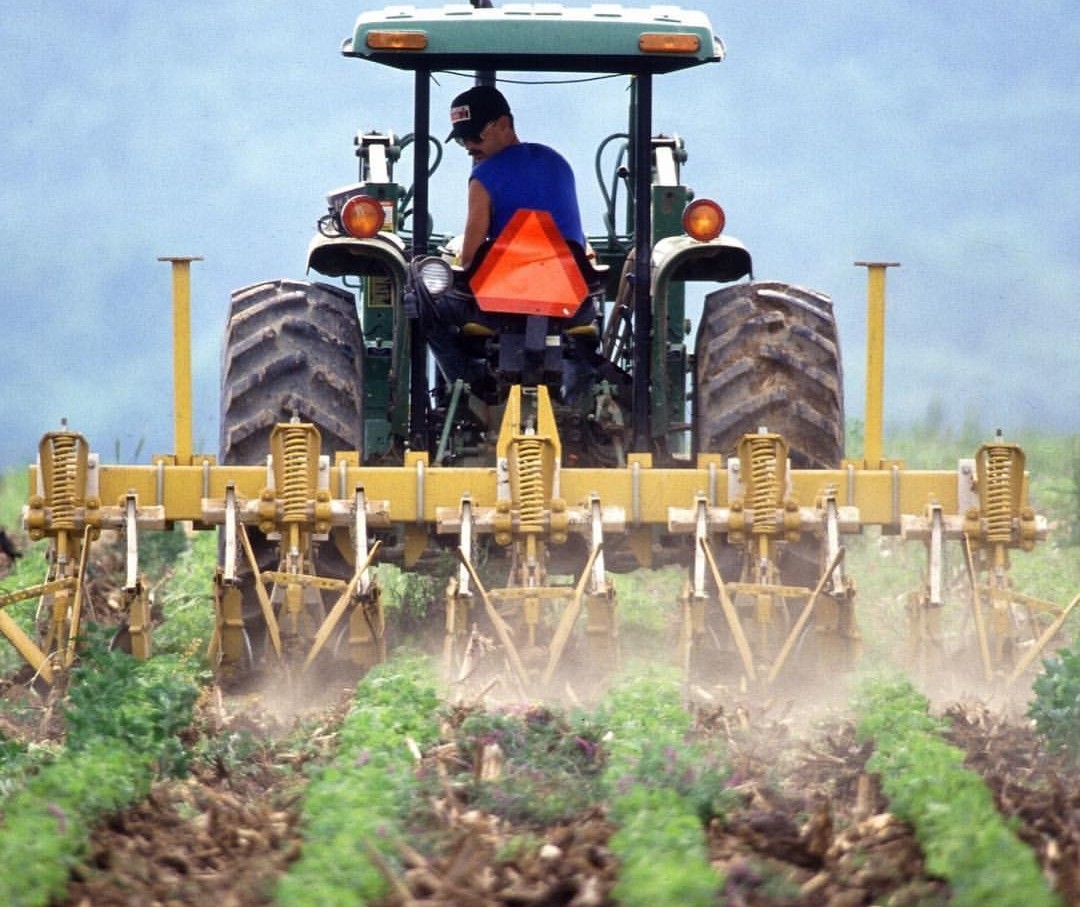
left=855, top=261, right=899, bottom=468
left=159, top=256, right=203, bottom=465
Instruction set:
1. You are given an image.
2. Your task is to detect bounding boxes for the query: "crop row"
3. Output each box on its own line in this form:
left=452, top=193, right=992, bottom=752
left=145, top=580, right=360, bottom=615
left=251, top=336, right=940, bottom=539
left=0, top=637, right=203, bottom=907
left=0, top=535, right=215, bottom=907
left=272, top=661, right=733, bottom=906
left=596, top=669, right=732, bottom=906
left=854, top=676, right=1061, bottom=907
left=275, top=656, right=443, bottom=905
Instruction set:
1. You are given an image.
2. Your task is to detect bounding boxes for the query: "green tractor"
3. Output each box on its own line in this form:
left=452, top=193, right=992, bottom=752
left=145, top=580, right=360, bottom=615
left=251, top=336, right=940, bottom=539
left=217, top=2, right=845, bottom=683
left=223, top=6, right=842, bottom=473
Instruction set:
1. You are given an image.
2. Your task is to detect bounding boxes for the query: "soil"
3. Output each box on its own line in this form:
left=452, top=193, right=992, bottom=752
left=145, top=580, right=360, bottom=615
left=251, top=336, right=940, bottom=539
left=1, top=550, right=1076, bottom=906
left=2, top=679, right=1069, bottom=907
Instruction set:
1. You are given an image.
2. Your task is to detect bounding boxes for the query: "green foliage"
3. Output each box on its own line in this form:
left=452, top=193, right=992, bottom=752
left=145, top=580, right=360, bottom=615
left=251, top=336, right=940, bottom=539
left=1029, top=633, right=1080, bottom=760
left=189, top=722, right=283, bottom=784
left=855, top=676, right=1062, bottom=907
left=0, top=737, right=59, bottom=801
left=0, top=637, right=202, bottom=907
left=853, top=671, right=945, bottom=740
left=600, top=666, right=734, bottom=824
left=596, top=668, right=727, bottom=907
left=152, top=530, right=217, bottom=659
left=0, top=742, right=156, bottom=907
left=377, top=559, right=450, bottom=641
left=65, top=642, right=203, bottom=776
left=454, top=705, right=606, bottom=824
left=609, top=786, right=719, bottom=907
left=379, top=562, right=440, bottom=616
left=610, top=566, right=683, bottom=635
left=138, top=524, right=191, bottom=582
left=276, top=656, right=442, bottom=907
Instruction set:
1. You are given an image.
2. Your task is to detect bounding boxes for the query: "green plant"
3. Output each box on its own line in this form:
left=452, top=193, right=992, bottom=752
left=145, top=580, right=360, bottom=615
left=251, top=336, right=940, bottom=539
left=596, top=668, right=728, bottom=907
left=276, top=655, right=442, bottom=906
left=0, top=635, right=203, bottom=907
left=600, top=667, right=734, bottom=823
left=454, top=705, right=606, bottom=825
left=1028, top=633, right=1080, bottom=760
left=610, top=566, right=683, bottom=636
left=0, top=742, right=156, bottom=907
left=609, top=786, right=719, bottom=907
left=855, top=675, right=1062, bottom=907
left=152, top=530, right=217, bottom=660
left=1, top=737, right=37, bottom=800
left=65, top=641, right=203, bottom=777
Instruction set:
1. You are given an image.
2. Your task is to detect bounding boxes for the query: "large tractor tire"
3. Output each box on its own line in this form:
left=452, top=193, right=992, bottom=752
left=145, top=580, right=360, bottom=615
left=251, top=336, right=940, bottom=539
left=695, top=281, right=843, bottom=468
left=692, top=282, right=845, bottom=681
left=219, top=279, right=365, bottom=667
left=221, top=279, right=365, bottom=463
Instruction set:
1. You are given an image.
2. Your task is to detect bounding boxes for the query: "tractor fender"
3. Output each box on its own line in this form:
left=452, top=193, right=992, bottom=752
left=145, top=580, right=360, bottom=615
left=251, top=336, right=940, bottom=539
left=650, top=233, right=752, bottom=294
left=306, top=230, right=409, bottom=282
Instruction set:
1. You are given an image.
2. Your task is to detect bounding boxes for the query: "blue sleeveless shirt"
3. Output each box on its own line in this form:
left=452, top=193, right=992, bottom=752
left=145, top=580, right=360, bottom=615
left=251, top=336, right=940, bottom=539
left=470, top=143, right=585, bottom=247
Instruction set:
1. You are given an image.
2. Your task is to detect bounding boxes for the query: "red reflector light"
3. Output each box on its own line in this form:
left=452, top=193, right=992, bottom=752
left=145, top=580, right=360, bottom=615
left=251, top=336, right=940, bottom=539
left=341, top=195, right=386, bottom=238
left=682, top=198, right=725, bottom=241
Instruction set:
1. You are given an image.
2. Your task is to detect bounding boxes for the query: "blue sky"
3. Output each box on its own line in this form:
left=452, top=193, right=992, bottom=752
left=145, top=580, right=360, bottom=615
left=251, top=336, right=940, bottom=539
left=1, top=1, right=1077, bottom=470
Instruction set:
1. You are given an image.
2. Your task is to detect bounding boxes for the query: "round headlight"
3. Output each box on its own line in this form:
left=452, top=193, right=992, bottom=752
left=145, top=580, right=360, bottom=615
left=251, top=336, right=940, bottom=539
left=417, top=257, right=453, bottom=294
left=682, top=198, right=725, bottom=242
left=340, top=195, right=386, bottom=238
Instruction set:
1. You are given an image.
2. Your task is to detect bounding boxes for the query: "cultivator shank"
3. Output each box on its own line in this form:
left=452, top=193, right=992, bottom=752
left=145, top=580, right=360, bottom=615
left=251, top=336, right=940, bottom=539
left=210, top=421, right=388, bottom=675
left=441, top=387, right=619, bottom=693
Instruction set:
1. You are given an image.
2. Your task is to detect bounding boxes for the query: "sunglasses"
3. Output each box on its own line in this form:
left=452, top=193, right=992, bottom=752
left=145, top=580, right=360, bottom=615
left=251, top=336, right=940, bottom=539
left=454, top=119, right=496, bottom=147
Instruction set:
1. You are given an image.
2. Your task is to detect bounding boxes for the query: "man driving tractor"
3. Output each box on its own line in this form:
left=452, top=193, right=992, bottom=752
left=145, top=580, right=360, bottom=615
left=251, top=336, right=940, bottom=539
left=447, top=84, right=584, bottom=268
left=418, top=85, right=598, bottom=398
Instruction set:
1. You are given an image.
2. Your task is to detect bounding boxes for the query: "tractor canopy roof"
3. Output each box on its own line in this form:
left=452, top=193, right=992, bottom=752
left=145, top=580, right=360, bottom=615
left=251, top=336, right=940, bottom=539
left=344, top=4, right=723, bottom=74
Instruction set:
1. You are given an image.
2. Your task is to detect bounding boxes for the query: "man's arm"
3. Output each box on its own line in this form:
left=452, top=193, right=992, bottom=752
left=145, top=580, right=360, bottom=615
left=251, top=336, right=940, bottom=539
left=460, top=177, right=492, bottom=269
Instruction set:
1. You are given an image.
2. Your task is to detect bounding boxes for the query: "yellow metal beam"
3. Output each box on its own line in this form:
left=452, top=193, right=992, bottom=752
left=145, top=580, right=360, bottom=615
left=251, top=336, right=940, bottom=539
left=23, top=458, right=1037, bottom=535
left=158, top=256, right=203, bottom=466
left=0, top=611, right=53, bottom=684
left=855, top=261, right=900, bottom=468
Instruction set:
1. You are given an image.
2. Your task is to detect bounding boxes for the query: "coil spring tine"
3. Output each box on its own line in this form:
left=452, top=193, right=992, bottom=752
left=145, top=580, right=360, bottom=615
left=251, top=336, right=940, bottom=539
left=47, top=433, right=80, bottom=531
left=516, top=437, right=545, bottom=532
left=748, top=435, right=779, bottom=534
left=983, top=445, right=1014, bottom=543
left=280, top=425, right=315, bottom=523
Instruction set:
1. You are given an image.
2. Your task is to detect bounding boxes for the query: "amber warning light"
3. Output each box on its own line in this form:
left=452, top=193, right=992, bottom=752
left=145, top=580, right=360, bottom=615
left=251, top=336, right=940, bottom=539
left=682, top=199, right=725, bottom=241
left=341, top=195, right=386, bottom=238
left=366, top=30, right=428, bottom=51
left=639, top=32, right=701, bottom=54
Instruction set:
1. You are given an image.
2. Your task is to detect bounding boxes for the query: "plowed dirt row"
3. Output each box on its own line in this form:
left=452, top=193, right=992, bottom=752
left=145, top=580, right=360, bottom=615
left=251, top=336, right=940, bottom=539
left=1, top=549, right=1074, bottom=906
left=42, top=689, right=1075, bottom=907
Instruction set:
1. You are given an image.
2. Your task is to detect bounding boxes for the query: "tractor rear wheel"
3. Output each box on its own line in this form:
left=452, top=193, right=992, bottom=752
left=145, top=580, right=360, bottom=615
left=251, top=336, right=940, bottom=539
left=694, top=281, right=843, bottom=468
left=220, top=279, right=365, bottom=463
left=219, top=279, right=365, bottom=667
left=692, top=282, right=845, bottom=680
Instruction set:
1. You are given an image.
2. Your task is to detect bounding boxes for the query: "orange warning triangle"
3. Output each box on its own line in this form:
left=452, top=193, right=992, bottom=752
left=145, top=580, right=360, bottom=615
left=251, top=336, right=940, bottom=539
left=469, top=209, right=588, bottom=317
